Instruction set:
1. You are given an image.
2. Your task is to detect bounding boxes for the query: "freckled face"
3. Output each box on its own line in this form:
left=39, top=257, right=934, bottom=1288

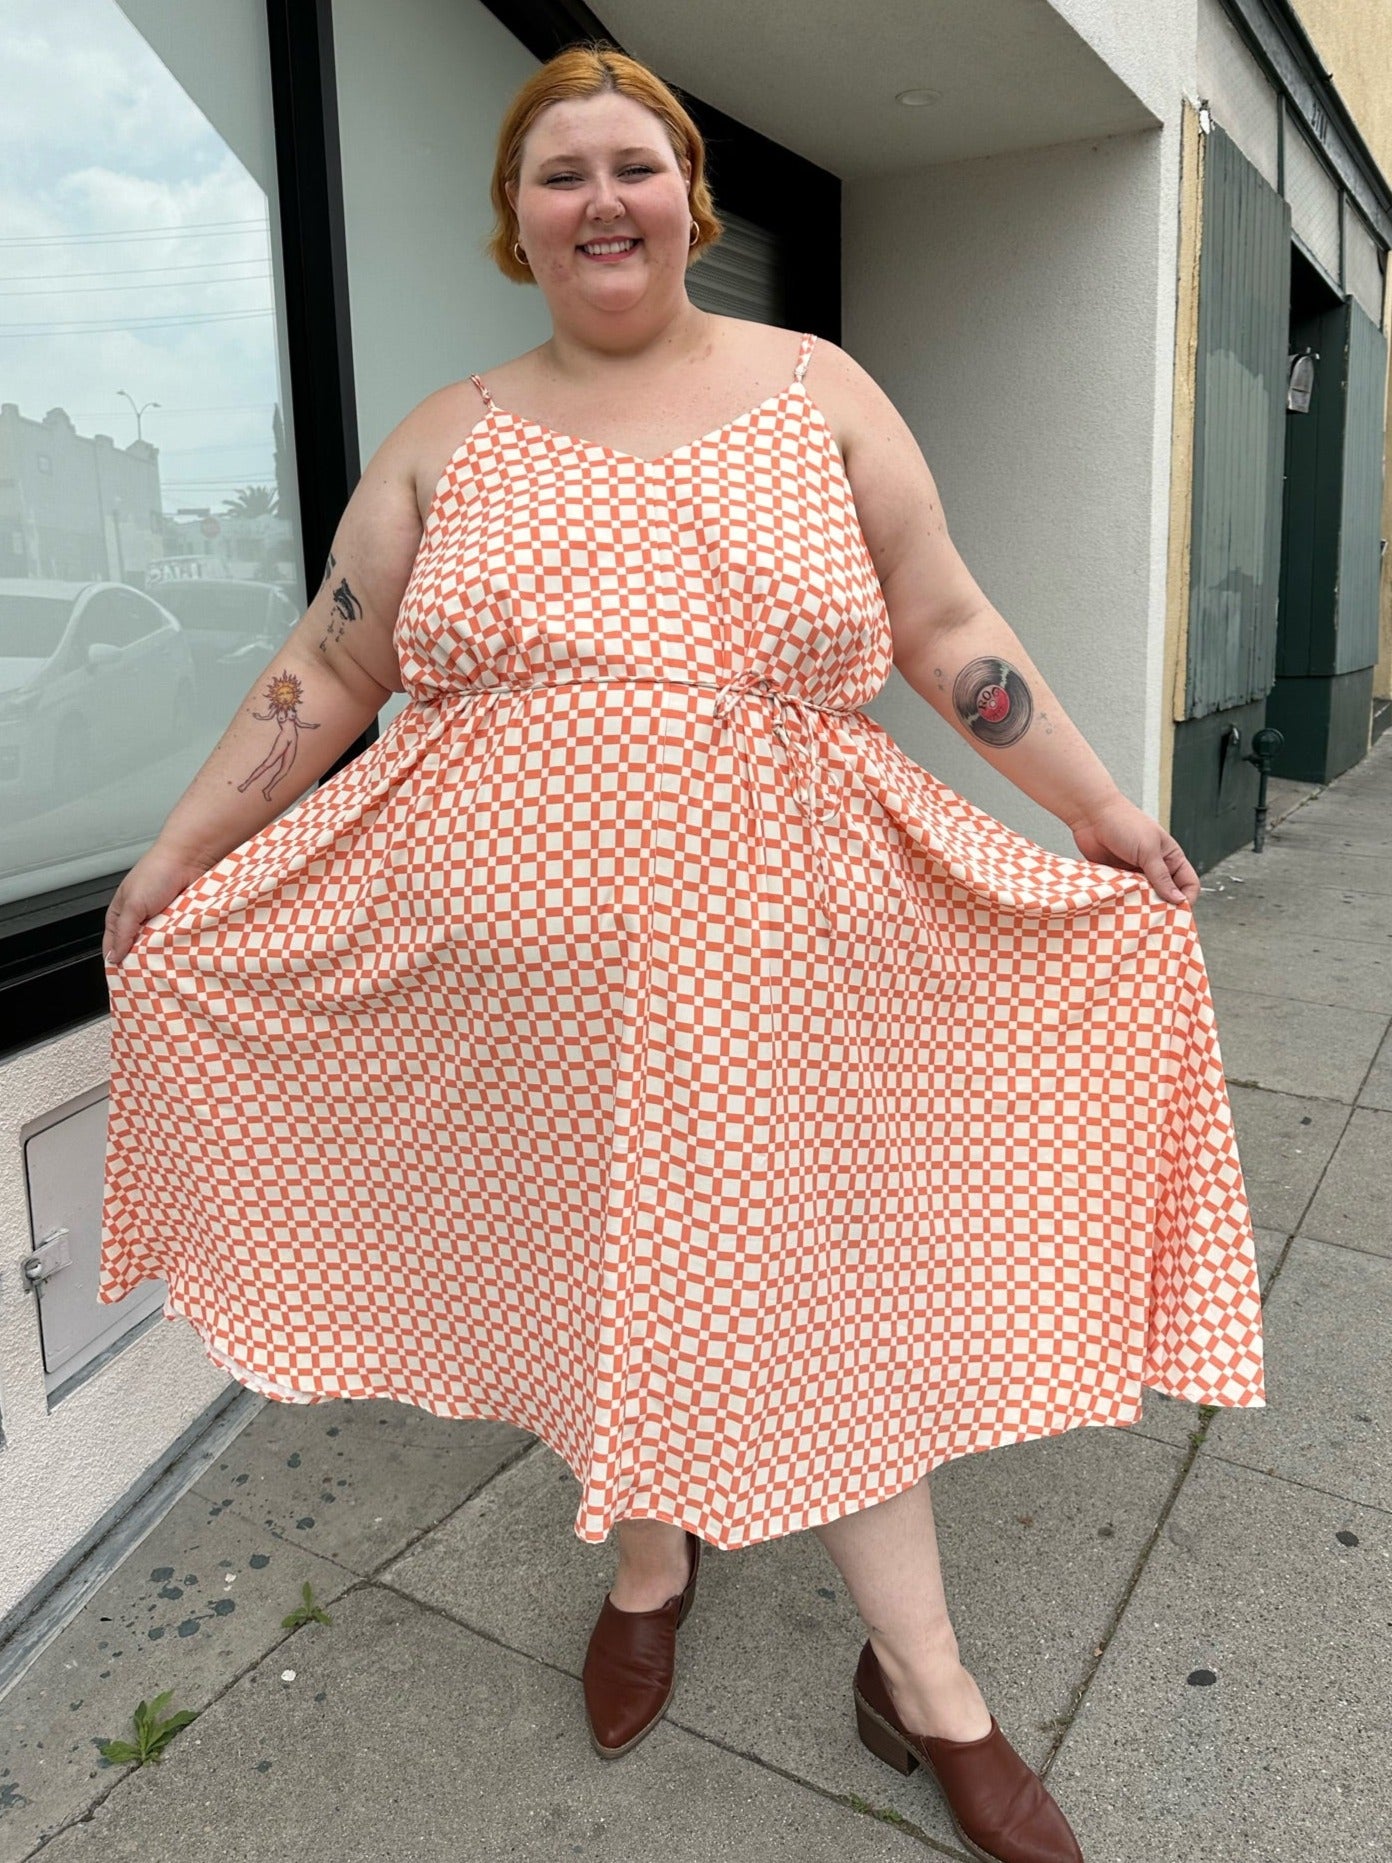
left=508, top=92, right=693, bottom=312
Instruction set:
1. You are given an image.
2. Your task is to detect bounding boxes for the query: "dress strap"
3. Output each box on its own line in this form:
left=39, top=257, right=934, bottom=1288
left=468, top=372, right=495, bottom=413
left=792, top=331, right=818, bottom=384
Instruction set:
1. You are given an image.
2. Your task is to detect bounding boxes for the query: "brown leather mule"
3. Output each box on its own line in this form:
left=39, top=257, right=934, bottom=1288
left=853, top=1639, right=1084, bottom=1862
left=582, top=1529, right=702, bottom=1758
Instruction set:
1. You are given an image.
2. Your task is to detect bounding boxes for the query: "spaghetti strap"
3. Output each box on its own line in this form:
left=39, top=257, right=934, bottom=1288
left=468, top=372, right=495, bottom=413
left=792, top=331, right=817, bottom=385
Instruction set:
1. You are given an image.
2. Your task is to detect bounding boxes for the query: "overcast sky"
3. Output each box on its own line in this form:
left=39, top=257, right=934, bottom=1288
left=0, top=0, right=284, bottom=515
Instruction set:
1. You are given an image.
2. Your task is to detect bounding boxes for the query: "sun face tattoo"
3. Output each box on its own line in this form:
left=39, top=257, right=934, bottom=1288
left=952, top=656, right=1034, bottom=748
left=237, top=669, right=322, bottom=802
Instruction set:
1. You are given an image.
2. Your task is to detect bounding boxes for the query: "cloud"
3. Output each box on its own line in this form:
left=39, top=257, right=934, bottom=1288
left=0, top=0, right=288, bottom=514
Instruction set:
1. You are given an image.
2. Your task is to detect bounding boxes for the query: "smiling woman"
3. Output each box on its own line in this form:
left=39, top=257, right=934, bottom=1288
left=97, top=37, right=1264, bottom=1862
left=486, top=47, right=723, bottom=286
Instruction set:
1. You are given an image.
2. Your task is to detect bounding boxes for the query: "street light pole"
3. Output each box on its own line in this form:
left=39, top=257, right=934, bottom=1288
left=115, top=389, right=160, bottom=443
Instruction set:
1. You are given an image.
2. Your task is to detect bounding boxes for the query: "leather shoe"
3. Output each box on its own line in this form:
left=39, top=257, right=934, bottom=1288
left=582, top=1529, right=701, bottom=1758
left=853, top=1639, right=1084, bottom=1862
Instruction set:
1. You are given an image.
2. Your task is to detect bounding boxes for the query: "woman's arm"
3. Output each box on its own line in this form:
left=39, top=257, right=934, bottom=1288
left=816, top=341, right=1197, bottom=907
left=104, top=410, right=431, bottom=965
left=151, top=412, right=427, bottom=868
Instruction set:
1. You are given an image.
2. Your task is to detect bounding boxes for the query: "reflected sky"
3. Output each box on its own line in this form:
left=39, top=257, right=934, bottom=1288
left=0, top=0, right=280, bottom=510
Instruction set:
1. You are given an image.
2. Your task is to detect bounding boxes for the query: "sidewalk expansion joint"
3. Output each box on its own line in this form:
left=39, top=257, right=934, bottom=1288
left=1190, top=1448, right=1392, bottom=1520
left=367, top=1578, right=975, bottom=1859
left=17, top=1569, right=384, bottom=1863
left=1036, top=1409, right=1215, bottom=1778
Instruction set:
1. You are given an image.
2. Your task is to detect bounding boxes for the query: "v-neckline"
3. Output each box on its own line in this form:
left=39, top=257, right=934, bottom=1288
left=488, top=379, right=805, bottom=469
left=418, top=378, right=853, bottom=535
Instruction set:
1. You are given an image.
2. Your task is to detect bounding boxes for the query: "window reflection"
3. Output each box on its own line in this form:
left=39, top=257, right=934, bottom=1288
left=0, top=0, right=304, bottom=906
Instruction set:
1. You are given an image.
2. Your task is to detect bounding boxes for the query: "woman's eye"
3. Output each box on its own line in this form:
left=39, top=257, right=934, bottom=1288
left=544, top=167, right=654, bottom=184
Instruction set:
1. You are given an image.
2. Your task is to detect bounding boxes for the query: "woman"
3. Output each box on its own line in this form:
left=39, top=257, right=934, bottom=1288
left=100, top=43, right=1265, bottom=1863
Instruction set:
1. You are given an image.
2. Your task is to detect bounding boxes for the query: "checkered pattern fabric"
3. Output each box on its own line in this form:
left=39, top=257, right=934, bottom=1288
left=100, top=331, right=1265, bottom=1550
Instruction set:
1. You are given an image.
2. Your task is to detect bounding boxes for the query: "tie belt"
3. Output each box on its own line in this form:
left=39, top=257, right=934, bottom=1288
left=439, top=670, right=859, bottom=931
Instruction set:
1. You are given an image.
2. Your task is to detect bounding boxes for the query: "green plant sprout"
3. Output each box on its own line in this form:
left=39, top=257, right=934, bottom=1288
left=281, top=1580, right=333, bottom=1629
left=96, top=1689, right=199, bottom=1767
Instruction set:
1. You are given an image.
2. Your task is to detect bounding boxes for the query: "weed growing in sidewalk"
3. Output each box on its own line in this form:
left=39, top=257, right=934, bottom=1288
left=96, top=1690, right=199, bottom=1767
left=281, top=1580, right=333, bottom=1629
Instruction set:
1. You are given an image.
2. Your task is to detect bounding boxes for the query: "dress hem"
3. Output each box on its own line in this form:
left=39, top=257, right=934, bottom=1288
left=159, top=1289, right=1267, bottom=1556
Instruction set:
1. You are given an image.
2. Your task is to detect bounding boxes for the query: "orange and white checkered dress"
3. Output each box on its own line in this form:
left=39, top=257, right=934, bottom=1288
left=100, top=330, right=1266, bottom=1550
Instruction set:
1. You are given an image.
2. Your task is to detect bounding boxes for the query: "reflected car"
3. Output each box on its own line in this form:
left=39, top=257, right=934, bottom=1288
left=0, top=580, right=197, bottom=807
left=148, top=578, right=302, bottom=725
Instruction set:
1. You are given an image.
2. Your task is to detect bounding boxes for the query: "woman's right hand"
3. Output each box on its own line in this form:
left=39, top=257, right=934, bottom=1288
left=104, top=844, right=214, bottom=968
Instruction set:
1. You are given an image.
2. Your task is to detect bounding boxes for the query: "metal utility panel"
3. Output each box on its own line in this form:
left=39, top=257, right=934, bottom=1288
left=1186, top=124, right=1292, bottom=719
left=23, top=1086, right=165, bottom=1396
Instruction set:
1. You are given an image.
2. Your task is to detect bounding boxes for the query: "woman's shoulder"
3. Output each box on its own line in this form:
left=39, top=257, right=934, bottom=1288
left=395, top=364, right=536, bottom=523
left=411, top=348, right=540, bottom=424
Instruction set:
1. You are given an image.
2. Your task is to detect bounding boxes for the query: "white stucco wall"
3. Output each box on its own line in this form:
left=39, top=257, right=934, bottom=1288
left=333, top=0, right=552, bottom=457
left=847, top=114, right=1187, bottom=850
left=0, top=1024, right=234, bottom=1626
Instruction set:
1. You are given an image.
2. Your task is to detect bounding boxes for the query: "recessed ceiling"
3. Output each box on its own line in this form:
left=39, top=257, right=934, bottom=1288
left=594, top=0, right=1159, bottom=180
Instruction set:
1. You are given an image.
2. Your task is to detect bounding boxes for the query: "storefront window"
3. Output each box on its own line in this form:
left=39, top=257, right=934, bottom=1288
left=0, top=0, right=304, bottom=907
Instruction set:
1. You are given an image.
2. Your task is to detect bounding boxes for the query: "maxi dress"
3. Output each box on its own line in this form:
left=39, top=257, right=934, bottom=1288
left=99, top=332, right=1267, bottom=1551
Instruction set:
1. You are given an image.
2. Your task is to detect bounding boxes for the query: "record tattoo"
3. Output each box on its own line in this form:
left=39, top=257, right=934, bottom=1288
left=952, top=656, right=1034, bottom=748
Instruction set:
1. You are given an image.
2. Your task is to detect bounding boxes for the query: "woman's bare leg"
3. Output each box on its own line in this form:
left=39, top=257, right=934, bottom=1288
left=608, top=1518, right=693, bottom=1611
left=811, top=1475, right=993, bottom=1741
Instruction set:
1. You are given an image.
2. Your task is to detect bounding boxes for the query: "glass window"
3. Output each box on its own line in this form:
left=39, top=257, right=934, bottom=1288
left=0, top=0, right=306, bottom=908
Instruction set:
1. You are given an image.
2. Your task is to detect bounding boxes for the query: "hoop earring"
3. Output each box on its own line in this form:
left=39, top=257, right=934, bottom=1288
left=513, top=240, right=528, bottom=267
left=689, top=219, right=699, bottom=246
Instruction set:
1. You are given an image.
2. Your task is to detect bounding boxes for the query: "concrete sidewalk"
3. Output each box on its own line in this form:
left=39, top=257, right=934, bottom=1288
left=4, top=738, right=1389, bottom=1863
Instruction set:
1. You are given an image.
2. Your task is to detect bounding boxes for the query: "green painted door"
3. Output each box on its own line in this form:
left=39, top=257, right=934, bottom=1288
left=1171, top=125, right=1291, bottom=869
left=1186, top=127, right=1291, bottom=718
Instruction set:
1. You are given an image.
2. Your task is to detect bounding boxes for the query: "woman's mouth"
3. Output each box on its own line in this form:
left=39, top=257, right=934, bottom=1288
left=578, top=237, right=640, bottom=262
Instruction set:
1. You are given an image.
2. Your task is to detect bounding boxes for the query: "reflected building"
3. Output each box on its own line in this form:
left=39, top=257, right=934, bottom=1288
left=0, top=403, right=162, bottom=582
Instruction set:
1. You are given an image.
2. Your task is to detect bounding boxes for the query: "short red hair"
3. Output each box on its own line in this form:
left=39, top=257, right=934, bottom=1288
left=487, top=41, right=722, bottom=285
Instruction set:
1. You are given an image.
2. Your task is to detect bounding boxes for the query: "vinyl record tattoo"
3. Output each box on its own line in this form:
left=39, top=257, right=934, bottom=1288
left=952, top=656, right=1034, bottom=748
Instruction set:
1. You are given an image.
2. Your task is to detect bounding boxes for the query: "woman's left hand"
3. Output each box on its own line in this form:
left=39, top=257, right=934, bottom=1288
left=1067, top=794, right=1200, bottom=908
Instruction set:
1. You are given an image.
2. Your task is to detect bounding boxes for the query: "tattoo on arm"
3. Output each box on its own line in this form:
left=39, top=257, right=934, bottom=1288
left=236, top=669, right=322, bottom=802
left=951, top=656, right=1034, bottom=748
left=330, top=578, right=362, bottom=628
left=316, top=549, right=364, bottom=652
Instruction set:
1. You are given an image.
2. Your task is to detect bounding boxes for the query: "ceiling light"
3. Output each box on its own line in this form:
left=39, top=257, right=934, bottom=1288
left=895, top=88, right=942, bottom=107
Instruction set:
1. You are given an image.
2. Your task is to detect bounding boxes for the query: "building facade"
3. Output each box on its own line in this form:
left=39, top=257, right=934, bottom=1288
left=0, top=0, right=1387, bottom=1665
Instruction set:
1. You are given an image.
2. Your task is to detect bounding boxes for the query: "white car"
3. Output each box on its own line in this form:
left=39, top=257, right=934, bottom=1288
left=0, top=579, right=197, bottom=808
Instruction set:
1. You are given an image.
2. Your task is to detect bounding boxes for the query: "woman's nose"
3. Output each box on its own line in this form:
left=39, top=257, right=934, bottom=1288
left=586, top=179, right=624, bottom=219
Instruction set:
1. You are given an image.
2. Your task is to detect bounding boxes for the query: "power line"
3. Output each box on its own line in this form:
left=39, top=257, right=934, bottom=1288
left=162, top=476, right=283, bottom=488
left=61, top=402, right=278, bottom=416
left=0, top=217, right=267, bottom=247
left=0, top=272, right=271, bottom=298
left=0, top=309, right=275, bottom=336
left=159, top=442, right=279, bottom=455
left=3, top=256, right=276, bottom=284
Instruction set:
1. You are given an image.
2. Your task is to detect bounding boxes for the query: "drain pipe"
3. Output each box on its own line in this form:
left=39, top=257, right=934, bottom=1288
left=1243, top=727, right=1285, bottom=852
